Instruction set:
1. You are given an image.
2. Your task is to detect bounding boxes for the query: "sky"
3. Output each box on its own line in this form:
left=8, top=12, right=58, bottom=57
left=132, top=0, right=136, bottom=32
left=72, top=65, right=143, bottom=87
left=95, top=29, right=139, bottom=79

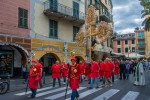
left=112, top=0, right=144, bottom=34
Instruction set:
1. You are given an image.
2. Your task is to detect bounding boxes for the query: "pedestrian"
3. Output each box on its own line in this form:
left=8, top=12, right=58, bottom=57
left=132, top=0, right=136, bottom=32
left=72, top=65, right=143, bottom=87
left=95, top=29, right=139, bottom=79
left=51, top=60, right=61, bottom=87
left=145, top=60, right=149, bottom=69
left=114, top=59, right=120, bottom=79
left=28, top=60, right=40, bottom=99
left=98, top=60, right=105, bottom=86
left=103, top=58, right=112, bottom=87
left=79, top=60, right=85, bottom=83
left=84, top=62, right=91, bottom=83
left=61, top=61, right=68, bottom=85
left=134, top=58, right=145, bottom=86
left=22, top=63, right=27, bottom=84
left=108, top=59, right=115, bottom=83
left=119, top=60, right=126, bottom=80
left=133, top=60, right=138, bottom=77
left=125, top=60, right=130, bottom=80
left=69, top=57, right=80, bottom=100
left=36, top=60, right=43, bottom=88
left=89, top=58, right=100, bottom=89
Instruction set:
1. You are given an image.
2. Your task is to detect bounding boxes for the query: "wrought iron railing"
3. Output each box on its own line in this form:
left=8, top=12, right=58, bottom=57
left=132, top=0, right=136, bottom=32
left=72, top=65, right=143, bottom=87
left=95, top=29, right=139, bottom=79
left=44, top=1, right=85, bottom=20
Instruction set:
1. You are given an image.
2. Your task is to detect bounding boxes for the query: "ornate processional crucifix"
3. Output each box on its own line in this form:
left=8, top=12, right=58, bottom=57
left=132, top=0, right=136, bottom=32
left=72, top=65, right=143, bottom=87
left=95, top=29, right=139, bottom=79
left=75, top=5, right=112, bottom=62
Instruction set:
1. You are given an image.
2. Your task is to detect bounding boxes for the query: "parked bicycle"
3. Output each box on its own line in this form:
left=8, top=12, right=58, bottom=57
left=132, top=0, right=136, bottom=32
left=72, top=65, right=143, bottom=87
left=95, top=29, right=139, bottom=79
left=0, top=76, right=10, bottom=94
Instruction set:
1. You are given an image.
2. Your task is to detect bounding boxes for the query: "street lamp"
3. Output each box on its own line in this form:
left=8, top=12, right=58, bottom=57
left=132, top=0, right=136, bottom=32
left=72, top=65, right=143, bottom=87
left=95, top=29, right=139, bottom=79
left=75, top=5, right=112, bottom=62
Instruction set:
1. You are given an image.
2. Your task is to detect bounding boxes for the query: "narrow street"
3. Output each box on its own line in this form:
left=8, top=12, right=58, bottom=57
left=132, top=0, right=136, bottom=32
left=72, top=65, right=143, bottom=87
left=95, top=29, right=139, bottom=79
left=0, top=70, right=150, bottom=100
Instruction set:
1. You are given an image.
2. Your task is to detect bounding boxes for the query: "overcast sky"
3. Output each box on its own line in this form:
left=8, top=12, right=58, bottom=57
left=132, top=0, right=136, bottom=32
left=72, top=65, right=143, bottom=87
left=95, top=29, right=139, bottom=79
left=112, top=0, right=144, bottom=34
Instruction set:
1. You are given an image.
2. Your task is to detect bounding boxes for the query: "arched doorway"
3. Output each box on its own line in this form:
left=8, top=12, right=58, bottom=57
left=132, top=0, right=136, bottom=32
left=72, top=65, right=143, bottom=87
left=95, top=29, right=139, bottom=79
left=39, top=53, right=60, bottom=75
left=76, top=56, right=84, bottom=64
left=0, top=44, right=28, bottom=77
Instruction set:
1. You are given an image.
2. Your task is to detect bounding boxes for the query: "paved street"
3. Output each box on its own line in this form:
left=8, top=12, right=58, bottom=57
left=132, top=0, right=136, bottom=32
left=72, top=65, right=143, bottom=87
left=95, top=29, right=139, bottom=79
left=0, top=70, right=150, bottom=100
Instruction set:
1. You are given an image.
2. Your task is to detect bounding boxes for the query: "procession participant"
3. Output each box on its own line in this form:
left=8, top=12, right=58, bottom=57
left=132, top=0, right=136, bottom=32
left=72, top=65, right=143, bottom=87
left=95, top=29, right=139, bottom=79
left=119, top=60, right=126, bottom=80
left=28, top=60, right=40, bottom=99
left=103, top=58, right=112, bottom=87
left=98, top=60, right=105, bottom=86
left=79, top=60, right=85, bottom=83
left=36, top=60, right=43, bottom=88
left=69, top=57, right=81, bottom=100
left=114, top=59, right=120, bottom=79
left=84, top=62, right=91, bottom=83
left=108, top=59, right=115, bottom=83
left=134, top=58, right=145, bottom=86
left=61, top=61, right=69, bottom=85
left=51, top=60, right=61, bottom=87
left=89, top=58, right=100, bottom=89
left=125, top=60, right=130, bottom=80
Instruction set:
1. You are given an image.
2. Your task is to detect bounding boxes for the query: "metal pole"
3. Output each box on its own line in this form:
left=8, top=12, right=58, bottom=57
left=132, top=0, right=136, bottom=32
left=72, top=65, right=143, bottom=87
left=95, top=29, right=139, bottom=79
left=89, top=25, right=92, bottom=62
left=43, top=72, right=45, bottom=84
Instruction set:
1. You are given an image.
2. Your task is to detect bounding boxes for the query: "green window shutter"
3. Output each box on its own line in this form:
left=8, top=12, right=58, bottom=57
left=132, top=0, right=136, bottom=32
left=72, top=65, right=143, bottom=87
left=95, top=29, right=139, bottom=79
left=49, top=19, right=58, bottom=38
left=73, top=2, right=79, bottom=18
left=49, top=0, right=57, bottom=11
left=18, top=8, right=28, bottom=28
left=73, top=26, right=79, bottom=41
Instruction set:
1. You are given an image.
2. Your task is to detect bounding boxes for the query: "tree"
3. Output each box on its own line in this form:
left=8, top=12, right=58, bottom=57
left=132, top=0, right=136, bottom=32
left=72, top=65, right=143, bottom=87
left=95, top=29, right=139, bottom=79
left=139, top=0, right=150, bottom=31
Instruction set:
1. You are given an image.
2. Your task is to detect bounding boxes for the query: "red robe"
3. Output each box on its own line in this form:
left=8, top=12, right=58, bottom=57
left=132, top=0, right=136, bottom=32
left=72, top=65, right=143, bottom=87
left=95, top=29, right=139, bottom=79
left=36, top=63, right=43, bottom=80
left=51, top=64, right=61, bottom=78
left=99, top=62, right=105, bottom=76
left=79, top=63, right=85, bottom=75
left=90, top=61, right=99, bottom=78
left=85, top=63, right=91, bottom=78
left=70, top=63, right=80, bottom=90
left=28, top=65, right=39, bottom=89
left=104, top=62, right=112, bottom=78
left=114, top=62, right=120, bottom=74
left=61, top=64, right=68, bottom=77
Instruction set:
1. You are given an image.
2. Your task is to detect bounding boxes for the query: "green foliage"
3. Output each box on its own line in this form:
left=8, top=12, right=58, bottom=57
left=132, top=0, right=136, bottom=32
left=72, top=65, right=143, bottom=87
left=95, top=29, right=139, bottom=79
left=139, top=0, right=150, bottom=31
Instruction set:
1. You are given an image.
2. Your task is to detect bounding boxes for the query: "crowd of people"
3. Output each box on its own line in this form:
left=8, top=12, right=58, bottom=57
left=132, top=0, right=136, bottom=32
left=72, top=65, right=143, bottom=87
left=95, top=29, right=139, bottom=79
left=25, top=57, right=146, bottom=100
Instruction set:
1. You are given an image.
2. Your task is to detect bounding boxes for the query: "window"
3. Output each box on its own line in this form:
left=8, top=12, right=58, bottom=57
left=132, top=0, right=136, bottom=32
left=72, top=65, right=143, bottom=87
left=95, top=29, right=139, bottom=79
left=90, top=0, right=92, bottom=5
left=117, top=48, right=121, bottom=53
left=49, top=19, right=58, bottom=38
left=73, top=26, right=79, bottom=41
left=49, top=0, right=57, bottom=11
left=73, top=2, right=79, bottom=18
left=125, top=40, right=128, bottom=44
left=18, top=8, right=28, bottom=28
left=132, top=47, right=135, bottom=52
left=117, top=41, right=120, bottom=45
left=132, top=40, right=135, bottom=44
left=125, top=48, right=128, bottom=53
left=138, top=32, right=144, bottom=38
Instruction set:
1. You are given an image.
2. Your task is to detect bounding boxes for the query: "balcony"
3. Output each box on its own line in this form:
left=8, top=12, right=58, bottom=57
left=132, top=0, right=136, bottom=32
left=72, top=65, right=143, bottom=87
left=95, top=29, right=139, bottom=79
left=43, top=1, right=85, bottom=25
left=138, top=36, right=145, bottom=40
left=138, top=44, right=145, bottom=49
left=99, top=10, right=113, bottom=22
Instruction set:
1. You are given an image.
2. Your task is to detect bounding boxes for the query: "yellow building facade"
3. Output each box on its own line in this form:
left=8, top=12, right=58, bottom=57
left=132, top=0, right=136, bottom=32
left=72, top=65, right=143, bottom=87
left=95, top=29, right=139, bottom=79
left=145, top=31, right=150, bottom=58
left=134, top=28, right=150, bottom=58
left=30, top=0, right=86, bottom=69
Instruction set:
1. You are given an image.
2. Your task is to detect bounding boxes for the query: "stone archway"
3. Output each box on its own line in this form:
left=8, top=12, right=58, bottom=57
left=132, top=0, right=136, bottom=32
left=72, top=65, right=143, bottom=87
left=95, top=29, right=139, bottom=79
left=39, top=53, right=60, bottom=75
left=0, top=42, right=29, bottom=77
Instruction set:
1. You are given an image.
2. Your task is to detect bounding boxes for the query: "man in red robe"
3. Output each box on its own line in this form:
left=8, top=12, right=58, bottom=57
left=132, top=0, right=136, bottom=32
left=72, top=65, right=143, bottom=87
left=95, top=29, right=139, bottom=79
left=28, top=60, right=40, bottom=99
left=51, top=60, right=61, bottom=87
left=108, top=59, right=115, bottom=83
left=103, top=58, right=112, bottom=87
left=79, top=60, right=85, bottom=83
left=114, top=59, right=120, bottom=79
left=98, top=60, right=105, bottom=86
left=84, top=63, right=91, bottom=82
left=36, top=60, right=43, bottom=88
left=61, top=61, right=68, bottom=85
left=89, top=59, right=99, bottom=89
left=69, top=57, right=80, bottom=100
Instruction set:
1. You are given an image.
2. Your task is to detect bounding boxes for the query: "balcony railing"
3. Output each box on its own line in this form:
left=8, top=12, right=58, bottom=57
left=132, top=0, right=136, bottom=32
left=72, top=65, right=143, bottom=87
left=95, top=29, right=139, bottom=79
left=99, top=9, right=113, bottom=22
left=44, top=1, right=85, bottom=20
left=138, top=44, right=145, bottom=48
